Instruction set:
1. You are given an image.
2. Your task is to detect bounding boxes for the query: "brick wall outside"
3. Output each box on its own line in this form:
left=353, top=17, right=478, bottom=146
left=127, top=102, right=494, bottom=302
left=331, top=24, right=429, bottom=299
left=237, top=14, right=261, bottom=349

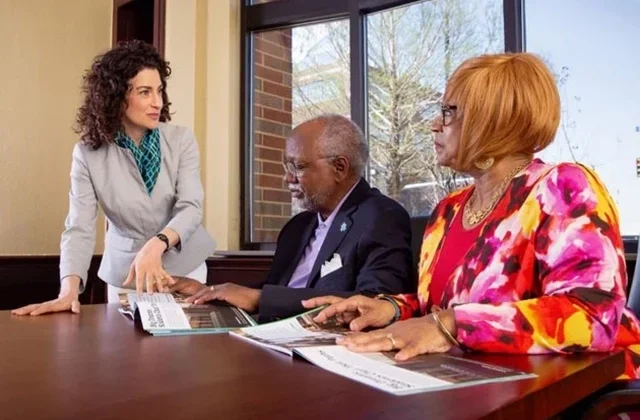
left=252, top=29, right=293, bottom=242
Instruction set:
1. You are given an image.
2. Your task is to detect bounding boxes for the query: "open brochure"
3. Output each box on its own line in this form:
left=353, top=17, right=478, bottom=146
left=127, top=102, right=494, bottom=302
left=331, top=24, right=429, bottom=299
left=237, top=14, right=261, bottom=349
left=118, top=292, right=256, bottom=336
left=230, top=308, right=535, bottom=395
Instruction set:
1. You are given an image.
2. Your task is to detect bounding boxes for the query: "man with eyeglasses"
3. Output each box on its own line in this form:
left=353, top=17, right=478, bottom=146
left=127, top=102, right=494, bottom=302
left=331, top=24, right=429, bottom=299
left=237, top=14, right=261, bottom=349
left=170, top=114, right=414, bottom=322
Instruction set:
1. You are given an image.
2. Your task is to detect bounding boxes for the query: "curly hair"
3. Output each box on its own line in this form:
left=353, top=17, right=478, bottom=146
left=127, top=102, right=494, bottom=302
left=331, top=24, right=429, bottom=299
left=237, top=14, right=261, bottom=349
left=75, top=40, right=172, bottom=149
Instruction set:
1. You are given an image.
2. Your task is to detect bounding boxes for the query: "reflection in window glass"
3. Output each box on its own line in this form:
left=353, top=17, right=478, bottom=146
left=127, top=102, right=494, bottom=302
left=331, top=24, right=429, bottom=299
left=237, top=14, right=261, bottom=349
left=526, top=0, right=640, bottom=235
left=251, top=21, right=349, bottom=242
left=292, top=21, right=350, bottom=126
left=366, top=0, right=504, bottom=216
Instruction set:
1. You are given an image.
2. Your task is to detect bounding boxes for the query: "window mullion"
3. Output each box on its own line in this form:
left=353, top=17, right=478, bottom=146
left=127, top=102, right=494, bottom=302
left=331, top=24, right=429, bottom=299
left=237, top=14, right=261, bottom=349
left=349, top=0, right=368, bottom=152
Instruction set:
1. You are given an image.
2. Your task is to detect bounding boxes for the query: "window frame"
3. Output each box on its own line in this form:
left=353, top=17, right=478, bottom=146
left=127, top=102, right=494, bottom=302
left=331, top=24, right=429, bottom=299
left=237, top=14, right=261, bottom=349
left=244, top=0, right=634, bottom=252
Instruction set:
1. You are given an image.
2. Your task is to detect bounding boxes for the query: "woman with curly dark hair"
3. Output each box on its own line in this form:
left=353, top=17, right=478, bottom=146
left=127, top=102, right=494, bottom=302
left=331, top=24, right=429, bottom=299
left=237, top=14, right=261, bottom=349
left=13, top=40, right=215, bottom=315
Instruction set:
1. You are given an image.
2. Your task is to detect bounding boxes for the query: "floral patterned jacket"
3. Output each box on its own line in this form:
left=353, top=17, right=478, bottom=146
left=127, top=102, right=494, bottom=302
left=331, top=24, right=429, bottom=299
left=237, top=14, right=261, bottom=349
left=391, top=159, right=640, bottom=378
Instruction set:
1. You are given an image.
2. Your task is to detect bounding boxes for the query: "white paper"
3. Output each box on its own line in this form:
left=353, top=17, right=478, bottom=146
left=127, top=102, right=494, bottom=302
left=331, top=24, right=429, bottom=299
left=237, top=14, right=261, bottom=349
left=294, top=346, right=536, bottom=396
left=294, top=346, right=450, bottom=395
left=118, top=293, right=177, bottom=319
left=231, top=311, right=345, bottom=356
left=127, top=292, right=176, bottom=311
left=136, top=301, right=191, bottom=331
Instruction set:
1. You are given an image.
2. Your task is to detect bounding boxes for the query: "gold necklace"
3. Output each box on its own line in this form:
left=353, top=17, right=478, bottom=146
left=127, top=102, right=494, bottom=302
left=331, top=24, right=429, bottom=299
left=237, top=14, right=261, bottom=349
left=463, top=161, right=530, bottom=226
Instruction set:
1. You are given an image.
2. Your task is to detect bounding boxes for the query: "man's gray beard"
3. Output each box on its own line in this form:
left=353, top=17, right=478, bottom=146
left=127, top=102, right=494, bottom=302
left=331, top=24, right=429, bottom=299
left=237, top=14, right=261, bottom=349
left=291, top=198, right=305, bottom=215
left=292, top=197, right=316, bottom=214
left=291, top=191, right=329, bottom=215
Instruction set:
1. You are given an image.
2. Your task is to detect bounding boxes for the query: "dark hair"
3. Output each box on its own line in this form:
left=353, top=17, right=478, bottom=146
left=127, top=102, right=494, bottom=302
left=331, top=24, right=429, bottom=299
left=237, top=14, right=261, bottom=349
left=75, top=40, right=172, bottom=149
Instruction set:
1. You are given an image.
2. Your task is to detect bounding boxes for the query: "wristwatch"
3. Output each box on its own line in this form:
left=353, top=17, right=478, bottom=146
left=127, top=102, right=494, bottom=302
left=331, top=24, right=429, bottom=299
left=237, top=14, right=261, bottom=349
left=156, top=233, right=170, bottom=252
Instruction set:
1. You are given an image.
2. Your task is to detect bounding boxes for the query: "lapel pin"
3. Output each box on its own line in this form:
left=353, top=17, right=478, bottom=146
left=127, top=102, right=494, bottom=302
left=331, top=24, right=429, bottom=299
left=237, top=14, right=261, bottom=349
left=340, top=222, right=347, bottom=232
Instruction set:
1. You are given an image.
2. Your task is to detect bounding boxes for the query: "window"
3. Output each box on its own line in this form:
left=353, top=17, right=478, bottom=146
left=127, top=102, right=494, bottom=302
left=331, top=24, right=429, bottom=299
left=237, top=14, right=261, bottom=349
left=250, top=21, right=349, bottom=242
left=242, top=0, right=522, bottom=246
left=526, top=0, right=640, bottom=237
left=367, top=0, right=503, bottom=216
left=292, top=21, right=350, bottom=126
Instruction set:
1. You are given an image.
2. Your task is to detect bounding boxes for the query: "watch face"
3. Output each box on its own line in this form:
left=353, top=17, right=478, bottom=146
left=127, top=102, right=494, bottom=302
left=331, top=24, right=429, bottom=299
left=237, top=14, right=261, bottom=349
left=157, top=234, right=169, bottom=250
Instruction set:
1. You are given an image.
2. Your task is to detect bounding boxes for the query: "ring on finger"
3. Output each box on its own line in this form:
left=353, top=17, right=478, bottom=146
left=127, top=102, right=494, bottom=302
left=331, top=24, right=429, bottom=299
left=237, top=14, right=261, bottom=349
left=386, top=333, right=397, bottom=349
left=210, top=285, right=215, bottom=292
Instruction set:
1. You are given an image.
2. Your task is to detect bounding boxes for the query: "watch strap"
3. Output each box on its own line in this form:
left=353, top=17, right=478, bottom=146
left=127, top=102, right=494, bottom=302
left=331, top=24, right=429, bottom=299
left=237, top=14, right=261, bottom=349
left=156, top=233, right=170, bottom=252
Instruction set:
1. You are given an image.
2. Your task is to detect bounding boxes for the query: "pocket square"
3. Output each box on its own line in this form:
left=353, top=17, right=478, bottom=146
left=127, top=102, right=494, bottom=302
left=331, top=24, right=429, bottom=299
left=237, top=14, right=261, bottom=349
left=320, top=253, right=342, bottom=278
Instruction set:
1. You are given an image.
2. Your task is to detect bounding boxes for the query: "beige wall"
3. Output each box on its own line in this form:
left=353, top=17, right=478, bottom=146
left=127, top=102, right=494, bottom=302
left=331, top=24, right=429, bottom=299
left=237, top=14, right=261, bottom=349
left=0, top=0, right=112, bottom=254
left=165, top=0, right=197, bottom=130
left=165, top=0, right=241, bottom=250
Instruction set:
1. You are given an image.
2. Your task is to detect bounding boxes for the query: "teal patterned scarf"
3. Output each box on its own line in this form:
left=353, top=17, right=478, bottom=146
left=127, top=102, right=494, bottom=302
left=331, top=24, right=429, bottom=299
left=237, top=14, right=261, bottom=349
left=116, top=128, right=161, bottom=195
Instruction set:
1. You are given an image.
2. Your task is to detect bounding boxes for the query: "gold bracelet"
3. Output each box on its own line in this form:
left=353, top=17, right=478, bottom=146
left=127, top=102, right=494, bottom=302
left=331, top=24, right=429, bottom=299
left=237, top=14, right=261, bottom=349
left=432, top=310, right=460, bottom=347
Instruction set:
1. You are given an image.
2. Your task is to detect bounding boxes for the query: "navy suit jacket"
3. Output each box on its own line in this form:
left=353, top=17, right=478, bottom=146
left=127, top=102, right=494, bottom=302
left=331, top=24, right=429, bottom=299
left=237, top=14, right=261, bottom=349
left=259, top=178, right=415, bottom=322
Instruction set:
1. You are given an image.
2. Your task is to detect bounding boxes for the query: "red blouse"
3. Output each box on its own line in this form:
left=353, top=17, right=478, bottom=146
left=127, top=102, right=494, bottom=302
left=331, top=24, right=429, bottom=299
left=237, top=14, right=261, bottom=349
left=429, top=194, right=483, bottom=308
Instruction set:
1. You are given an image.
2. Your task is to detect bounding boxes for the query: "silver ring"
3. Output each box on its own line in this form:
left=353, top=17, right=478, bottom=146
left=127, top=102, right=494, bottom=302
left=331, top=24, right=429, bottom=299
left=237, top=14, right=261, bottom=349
left=209, top=285, right=215, bottom=292
left=386, top=333, right=397, bottom=349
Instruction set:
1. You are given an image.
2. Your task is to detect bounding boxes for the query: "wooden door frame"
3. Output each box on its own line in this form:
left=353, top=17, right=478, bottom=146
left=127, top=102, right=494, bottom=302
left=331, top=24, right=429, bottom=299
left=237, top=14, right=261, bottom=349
left=112, top=0, right=166, bottom=56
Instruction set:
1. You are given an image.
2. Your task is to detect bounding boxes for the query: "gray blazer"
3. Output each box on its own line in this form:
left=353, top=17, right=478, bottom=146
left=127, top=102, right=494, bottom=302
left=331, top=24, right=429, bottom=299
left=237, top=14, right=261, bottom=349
left=59, top=123, right=216, bottom=291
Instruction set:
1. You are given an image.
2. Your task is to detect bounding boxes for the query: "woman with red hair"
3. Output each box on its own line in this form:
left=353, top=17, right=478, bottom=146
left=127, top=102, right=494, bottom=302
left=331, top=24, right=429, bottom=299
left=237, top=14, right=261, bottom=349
left=305, top=52, right=640, bottom=379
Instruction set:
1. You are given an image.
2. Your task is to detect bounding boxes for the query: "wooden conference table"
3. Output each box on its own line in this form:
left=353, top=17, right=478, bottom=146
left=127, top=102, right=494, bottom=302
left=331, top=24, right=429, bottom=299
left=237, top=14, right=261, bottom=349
left=0, top=305, right=625, bottom=420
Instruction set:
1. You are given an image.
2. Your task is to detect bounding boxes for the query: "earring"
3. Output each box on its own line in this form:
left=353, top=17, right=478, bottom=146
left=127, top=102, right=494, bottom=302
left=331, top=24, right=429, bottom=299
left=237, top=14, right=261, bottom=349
left=474, top=157, right=494, bottom=170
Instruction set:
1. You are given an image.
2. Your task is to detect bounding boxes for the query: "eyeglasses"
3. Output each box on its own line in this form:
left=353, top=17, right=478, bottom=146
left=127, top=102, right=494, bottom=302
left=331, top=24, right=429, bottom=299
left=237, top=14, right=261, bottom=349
left=441, top=104, right=458, bottom=126
left=282, top=155, right=336, bottom=178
